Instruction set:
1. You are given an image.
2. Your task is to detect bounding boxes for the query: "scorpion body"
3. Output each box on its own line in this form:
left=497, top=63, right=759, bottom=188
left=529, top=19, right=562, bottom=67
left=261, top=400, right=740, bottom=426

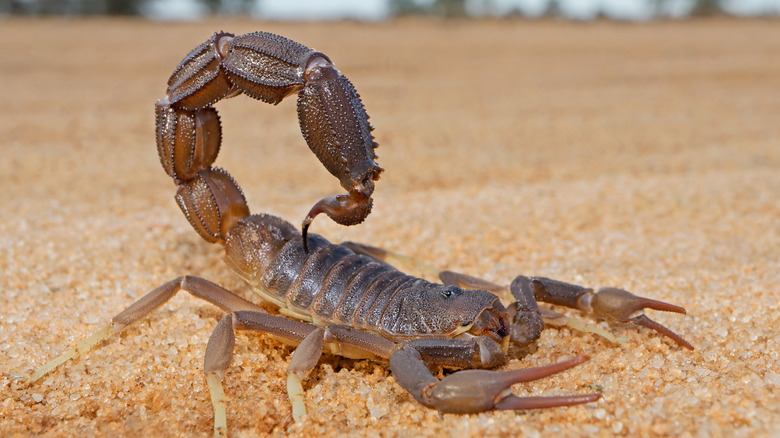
left=225, top=214, right=503, bottom=345
left=25, top=30, right=693, bottom=437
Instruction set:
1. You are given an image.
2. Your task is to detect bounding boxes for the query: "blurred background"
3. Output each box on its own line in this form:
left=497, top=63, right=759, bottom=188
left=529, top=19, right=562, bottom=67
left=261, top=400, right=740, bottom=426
left=2, top=0, right=779, bottom=21
left=2, top=0, right=778, bottom=435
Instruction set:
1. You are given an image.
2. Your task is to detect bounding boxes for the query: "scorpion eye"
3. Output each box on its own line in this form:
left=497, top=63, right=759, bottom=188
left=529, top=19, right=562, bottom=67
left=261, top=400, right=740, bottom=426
left=440, top=286, right=460, bottom=298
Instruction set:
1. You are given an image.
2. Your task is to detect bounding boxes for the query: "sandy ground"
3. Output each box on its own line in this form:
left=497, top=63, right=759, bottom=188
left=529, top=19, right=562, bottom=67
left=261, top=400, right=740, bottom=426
left=1, top=17, right=778, bottom=437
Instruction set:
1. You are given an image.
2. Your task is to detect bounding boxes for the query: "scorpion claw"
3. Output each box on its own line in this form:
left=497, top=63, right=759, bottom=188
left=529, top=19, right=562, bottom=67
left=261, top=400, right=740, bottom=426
left=427, top=355, right=598, bottom=413
left=494, top=393, right=602, bottom=411
left=630, top=313, right=694, bottom=350
left=589, top=287, right=694, bottom=350
left=391, top=346, right=599, bottom=414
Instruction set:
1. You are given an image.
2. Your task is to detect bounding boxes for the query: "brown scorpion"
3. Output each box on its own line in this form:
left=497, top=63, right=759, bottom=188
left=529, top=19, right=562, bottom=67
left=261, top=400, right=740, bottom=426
left=24, top=31, right=693, bottom=436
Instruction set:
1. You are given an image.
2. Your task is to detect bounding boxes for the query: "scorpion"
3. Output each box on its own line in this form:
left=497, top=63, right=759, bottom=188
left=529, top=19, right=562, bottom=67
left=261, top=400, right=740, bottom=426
left=24, top=30, right=694, bottom=436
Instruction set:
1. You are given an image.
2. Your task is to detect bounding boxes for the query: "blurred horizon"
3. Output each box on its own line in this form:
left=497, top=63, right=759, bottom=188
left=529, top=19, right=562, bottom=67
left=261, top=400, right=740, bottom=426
left=3, top=0, right=780, bottom=21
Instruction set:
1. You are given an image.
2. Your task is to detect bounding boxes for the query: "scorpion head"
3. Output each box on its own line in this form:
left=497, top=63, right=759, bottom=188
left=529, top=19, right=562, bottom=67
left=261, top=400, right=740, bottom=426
left=419, top=283, right=511, bottom=344
left=387, top=281, right=510, bottom=345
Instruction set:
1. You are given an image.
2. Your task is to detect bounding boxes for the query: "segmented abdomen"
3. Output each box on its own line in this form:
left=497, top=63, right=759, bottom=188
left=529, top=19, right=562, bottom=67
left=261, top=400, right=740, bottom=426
left=223, top=213, right=426, bottom=339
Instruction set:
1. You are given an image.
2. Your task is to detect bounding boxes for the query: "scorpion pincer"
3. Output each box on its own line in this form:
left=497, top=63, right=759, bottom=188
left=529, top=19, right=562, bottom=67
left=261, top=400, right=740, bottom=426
left=24, top=30, right=693, bottom=437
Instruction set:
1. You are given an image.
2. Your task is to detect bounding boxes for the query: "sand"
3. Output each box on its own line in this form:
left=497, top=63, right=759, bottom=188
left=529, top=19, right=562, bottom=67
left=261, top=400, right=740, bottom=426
left=1, top=17, right=778, bottom=437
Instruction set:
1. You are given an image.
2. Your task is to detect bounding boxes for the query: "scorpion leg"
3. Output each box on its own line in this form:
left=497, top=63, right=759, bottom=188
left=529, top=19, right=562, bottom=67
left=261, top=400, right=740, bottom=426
left=205, top=314, right=234, bottom=437
left=231, top=312, right=396, bottom=421
left=201, top=311, right=320, bottom=429
left=389, top=339, right=600, bottom=413
left=439, top=270, right=507, bottom=293
left=24, top=276, right=264, bottom=437
left=24, top=276, right=263, bottom=385
left=286, top=328, right=326, bottom=421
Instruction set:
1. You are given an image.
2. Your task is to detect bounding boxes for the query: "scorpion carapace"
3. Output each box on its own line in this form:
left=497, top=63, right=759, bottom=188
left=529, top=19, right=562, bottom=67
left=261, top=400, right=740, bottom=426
left=24, top=30, right=693, bottom=437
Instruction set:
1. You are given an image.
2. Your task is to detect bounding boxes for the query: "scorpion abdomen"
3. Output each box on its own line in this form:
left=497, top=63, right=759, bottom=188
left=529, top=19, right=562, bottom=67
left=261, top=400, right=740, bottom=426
left=308, top=253, right=371, bottom=320
left=224, top=214, right=447, bottom=338
left=330, top=261, right=396, bottom=325
left=286, top=244, right=356, bottom=311
left=224, top=214, right=500, bottom=342
left=352, top=271, right=414, bottom=329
